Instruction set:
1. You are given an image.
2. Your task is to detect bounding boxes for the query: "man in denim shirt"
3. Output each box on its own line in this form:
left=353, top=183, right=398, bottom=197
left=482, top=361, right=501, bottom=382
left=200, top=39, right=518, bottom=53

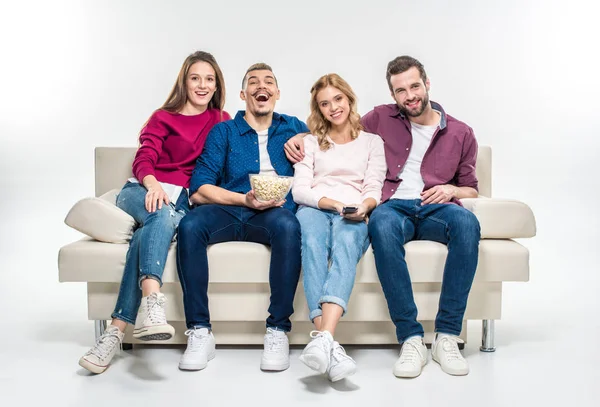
left=285, top=56, right=480, bottom=378
left=177, top=63, right=309, bottom=373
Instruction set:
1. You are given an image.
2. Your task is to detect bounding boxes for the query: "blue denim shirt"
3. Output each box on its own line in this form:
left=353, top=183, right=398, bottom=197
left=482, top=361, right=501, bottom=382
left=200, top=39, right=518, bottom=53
left=190, top=110, right=309, bottom=212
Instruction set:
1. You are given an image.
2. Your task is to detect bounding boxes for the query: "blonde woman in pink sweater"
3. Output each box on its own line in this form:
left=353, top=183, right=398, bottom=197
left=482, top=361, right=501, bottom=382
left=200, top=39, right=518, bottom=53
left=292, top=74, right=386, bottom=381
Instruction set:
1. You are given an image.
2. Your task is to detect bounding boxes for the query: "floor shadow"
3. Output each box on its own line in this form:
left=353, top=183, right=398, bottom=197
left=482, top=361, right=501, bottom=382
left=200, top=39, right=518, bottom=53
left=299, top=373, right=360, bottom=393
left=299, top=375, right=330, bottom=394
left=126, top=355, right=168, bottom=381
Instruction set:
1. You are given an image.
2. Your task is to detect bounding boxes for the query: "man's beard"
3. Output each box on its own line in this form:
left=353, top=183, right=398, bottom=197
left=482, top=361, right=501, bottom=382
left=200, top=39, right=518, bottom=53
left=254, top=109, right=271, bottom=117
left=398, top=92, right=429, bottom=117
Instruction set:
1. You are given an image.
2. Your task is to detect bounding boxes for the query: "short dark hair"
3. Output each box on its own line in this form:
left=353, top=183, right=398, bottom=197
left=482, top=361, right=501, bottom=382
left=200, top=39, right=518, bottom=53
left=242, top=62, right=278, bottom=88
left=386, top=56, right=427, bottom=91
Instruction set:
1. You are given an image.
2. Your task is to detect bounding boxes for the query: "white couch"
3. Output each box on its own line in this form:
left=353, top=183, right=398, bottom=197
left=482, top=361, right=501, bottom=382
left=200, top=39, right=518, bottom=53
left=58, top=146, right=536, bottom=350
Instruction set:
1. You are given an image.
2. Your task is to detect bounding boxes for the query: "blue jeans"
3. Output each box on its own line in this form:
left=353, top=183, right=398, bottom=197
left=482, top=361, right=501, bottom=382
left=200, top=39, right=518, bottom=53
left=176, top=204, right=302, bottom=331
left=111, top=182, right=190, bottom=324
left=368, top=199, right=480, bottom=342
left=296, top=206, right=369, bottom=321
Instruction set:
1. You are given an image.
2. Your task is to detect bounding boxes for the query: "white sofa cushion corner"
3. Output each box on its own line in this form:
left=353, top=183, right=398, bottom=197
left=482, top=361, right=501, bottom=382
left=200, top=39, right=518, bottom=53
left=461, top=197, right=536, bottom=239
left=64, top=189, right=135, bottom=243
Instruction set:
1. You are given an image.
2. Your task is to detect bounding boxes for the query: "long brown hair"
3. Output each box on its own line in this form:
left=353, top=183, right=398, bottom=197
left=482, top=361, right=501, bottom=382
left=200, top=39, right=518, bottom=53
left=307, top=73, right=363, bottom=151
left=160, top=50, right=226, bottom=113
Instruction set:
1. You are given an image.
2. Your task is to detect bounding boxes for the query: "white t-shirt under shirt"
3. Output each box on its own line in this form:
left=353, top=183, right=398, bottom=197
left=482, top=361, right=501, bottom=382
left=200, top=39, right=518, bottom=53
left=257, top=129, right=276, bottom=175
left=390, top=119, right=439, bottom=200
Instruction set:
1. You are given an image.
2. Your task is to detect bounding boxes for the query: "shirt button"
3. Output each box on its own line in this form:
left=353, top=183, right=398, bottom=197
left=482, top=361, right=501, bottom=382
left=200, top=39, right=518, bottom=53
left=254, top=142, right=257, bottom=144
left=398, top=165, right=401, bottom=167
left=406, top=148, right=409, bottom=151
left=391, top=189, right=395, bottom=191
left=255, top=160, right=258, bottom=163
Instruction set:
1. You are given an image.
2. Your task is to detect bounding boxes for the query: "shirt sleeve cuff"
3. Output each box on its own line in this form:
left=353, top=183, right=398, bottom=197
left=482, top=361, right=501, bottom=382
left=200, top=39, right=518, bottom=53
left=135, top=166, right=155, bottom=184
left=362, top=192, right=382, bottom=205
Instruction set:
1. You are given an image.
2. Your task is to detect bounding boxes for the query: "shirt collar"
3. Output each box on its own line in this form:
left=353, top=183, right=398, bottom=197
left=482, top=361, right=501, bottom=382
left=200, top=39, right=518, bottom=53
left=233, top=110, right=287, bottom=135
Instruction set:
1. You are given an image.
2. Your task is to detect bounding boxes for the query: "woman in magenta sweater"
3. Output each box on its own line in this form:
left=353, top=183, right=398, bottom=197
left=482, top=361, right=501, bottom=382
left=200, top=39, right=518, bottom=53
left=79, top=51, right=231, bottom=374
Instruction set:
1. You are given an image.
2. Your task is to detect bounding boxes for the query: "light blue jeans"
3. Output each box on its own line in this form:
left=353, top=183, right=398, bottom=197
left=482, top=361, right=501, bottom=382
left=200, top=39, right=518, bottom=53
left=296, top=206, right=370, bottom=321
left=111, top=182, right=190, bottom=325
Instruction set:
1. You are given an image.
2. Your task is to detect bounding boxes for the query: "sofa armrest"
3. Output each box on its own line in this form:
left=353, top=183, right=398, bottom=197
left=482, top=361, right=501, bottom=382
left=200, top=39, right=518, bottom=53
left=64, top=189, right=135, bottom=243
left=460, top=197, right=536, bottom=239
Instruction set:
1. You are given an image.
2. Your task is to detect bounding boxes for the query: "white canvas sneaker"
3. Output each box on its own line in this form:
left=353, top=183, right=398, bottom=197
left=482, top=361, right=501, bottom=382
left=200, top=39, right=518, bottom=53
left=178, top=327, right=216, bottom=371
left=327, top=341, right=357, bottom=382
left=260, top=328, right=290, bottom=371
left=432, top=334, right=469, bottom=376
left=393, top=336, right=428, bottom=378
left=133, top=292, right=175, bottom=341
left=299, top=330, right=334, bottom=374
left=79, top=325, right=124, bottom=374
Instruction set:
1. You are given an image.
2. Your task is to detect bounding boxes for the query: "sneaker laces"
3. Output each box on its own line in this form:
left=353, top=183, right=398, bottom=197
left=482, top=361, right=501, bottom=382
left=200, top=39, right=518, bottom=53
left=86, top=329, right=122, bottom=360
left=399, top=337, right=425, bottom=365
left=184, top=328, right=210, bottom=353
left=438, top=336, right=465, bottom=362
left=309, top=330, right=332, bottom=353
left=147, top=293, right=167, bottom=324
left=331, top=341, right=354, bottom=363
left=265, top=328, right=287, bottom=353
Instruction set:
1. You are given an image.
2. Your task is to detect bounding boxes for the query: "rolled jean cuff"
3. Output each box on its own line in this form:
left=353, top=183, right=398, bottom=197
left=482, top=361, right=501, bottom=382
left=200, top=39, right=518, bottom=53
left=111, top=312, right=135, bottom=326
left=138, top=274, right=162, bottom=289
left=319, top=295, right=348, bottom=316
left=309, top=308, right=323, bottom=322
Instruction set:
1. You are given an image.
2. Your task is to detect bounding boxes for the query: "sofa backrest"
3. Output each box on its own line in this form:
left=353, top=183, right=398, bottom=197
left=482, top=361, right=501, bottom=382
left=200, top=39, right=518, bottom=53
left=94, top=146, right=492, bottom=197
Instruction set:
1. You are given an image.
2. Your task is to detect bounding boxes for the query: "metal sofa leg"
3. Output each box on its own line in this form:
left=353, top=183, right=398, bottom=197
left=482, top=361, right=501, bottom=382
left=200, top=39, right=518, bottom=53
left=94, top=320, right=107, bottom=340
left=480, top=319, right=496, bottom=352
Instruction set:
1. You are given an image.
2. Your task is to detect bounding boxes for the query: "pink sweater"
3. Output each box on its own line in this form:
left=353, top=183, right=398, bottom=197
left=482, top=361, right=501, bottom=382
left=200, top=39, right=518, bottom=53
left=292, top=131, right=387, bottom=208
left=132, top=109, right=231, bottom=188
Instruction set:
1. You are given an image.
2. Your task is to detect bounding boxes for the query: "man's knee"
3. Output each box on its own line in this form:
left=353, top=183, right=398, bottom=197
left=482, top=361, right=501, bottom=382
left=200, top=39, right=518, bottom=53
left=448, top=207, right=481, bottom=240
left=369, top=205, right=402, bottom=238
left=177, top=209, right=207, bottom=239
left=274, top=210, right=301, bottom=232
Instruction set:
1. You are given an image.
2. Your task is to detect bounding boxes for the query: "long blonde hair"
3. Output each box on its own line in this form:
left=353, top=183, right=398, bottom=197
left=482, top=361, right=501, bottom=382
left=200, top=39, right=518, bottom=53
left=307, top=73, right=363, bottom=151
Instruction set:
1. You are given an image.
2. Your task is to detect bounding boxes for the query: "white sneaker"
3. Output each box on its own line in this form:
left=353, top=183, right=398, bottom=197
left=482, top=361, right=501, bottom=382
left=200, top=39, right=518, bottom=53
left=133, top=292, right=175, bottom=341
left=393, top=336, right=428, bottom=378
left=178, top=327, right=216, bottom=371
left=79, top=325, right=124, bottom=374
left=327, top=341, right=357, bottom=382
left=432, top=334, right=469, bottom=376
left=299, top=330, right=333, bottom=374
left=260, top=328, right=290, bottom=371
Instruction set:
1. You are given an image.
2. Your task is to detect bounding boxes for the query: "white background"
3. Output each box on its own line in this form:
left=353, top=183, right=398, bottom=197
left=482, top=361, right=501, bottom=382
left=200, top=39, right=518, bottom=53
left=0, top=0, right=599, bottom=404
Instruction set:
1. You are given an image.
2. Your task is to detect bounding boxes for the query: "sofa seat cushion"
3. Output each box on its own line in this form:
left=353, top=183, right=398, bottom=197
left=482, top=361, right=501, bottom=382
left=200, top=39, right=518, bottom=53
left=58, top=239, right=529, bottom=284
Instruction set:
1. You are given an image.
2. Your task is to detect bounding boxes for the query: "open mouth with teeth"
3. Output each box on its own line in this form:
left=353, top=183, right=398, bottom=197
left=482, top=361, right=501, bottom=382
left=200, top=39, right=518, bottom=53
left=195, top=91, right=209, bottom=97
left=254, top=93, right=270, bottom=102
left=405, top=99, right=420, bottom=109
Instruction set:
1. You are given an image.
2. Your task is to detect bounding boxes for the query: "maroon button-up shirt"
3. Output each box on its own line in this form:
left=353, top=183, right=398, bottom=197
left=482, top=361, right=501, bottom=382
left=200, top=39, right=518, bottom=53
left=361, top=101, right=478, bottom=204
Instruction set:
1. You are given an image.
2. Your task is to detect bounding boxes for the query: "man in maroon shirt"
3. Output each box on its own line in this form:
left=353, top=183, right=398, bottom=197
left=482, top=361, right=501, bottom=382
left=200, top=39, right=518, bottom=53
left=284, top=56, right=480, bottom=378
left=360, top=56, right=480, bottom=378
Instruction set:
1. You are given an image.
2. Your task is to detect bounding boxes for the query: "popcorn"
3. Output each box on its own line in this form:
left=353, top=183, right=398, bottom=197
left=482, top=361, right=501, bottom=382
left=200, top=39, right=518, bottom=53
left=249, top=174, right=293, bottom=202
